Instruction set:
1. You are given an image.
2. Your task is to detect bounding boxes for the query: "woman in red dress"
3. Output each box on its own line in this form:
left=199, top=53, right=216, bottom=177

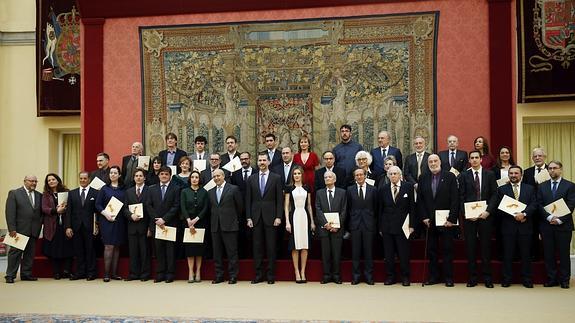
left=293, top=135, right=320, bottom=193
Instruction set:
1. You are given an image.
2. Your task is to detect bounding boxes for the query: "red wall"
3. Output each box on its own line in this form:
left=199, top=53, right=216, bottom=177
left=90, top=0, right=493, bottom=168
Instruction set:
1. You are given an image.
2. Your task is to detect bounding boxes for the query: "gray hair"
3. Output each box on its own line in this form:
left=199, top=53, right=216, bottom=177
left=387, top=165, right=402, bottom=176
left=324, top=170, right=337, bottom=181
left=355, top=150, right=373, bottom=167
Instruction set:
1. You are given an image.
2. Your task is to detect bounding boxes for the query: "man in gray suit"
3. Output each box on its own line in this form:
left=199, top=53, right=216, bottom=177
left=315, top=170, right=347, bottom=284
left=5, top=175, right=43, bottom=283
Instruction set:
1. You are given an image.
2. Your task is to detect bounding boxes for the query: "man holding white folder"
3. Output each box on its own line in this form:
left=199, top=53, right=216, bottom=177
left=460, top=150, right=498, bottom=288
left=496, top=165, right=537, bottom=288
left=537, top=161, right=575, bottom=289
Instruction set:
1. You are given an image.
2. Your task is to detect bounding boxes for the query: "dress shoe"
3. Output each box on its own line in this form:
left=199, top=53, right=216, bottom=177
left=251, top=277, right=263, bottom=284
left=544, top=281, right=558, bottom=287
left=523, top=282, right=533, bottom=288
left=485, top=282, right=494, bottom=288
left=70, top=275, right=85, bottom=281
left=424, top=280, right=438, bottom=286
left=351, top=279, right=360, bottom=285
left=228, top=278, right=237, bottom=284
left=501, top=282, right=511, bottom=288
left=20, top=276, right=38, bottom=281
left=267, top=280, right=275, bottom=284
left=140, top=278, right=149, bottom=282
left=165, top=278, right=174, bottom=283
left=124, top=276, right=138, bottom=281
left=54, top=274, right=61, bottom=280
left=561, top=282, right=569, bottom=289
left=61, top=272, right=70, bottom=279
left=320, top=277, right=331, bottom=284
left=445, top=281, right=454, bottom=287
left=86, top=276, right=96, bottom=281
left=154, top=278, right=164, bottom=283
left=103, top=277, right=111, bottom=283
left=5, top=277, right=14, bottom=284
left=384, top=279, right=395, bottom=286
left=333, top=278, right=342, bottom=284
left=366, top=279, right=374, bottom=285
left=466, top=281, right=477, bottom=287
left=402, top=279, right=411, bottom=287
left=212, top=277, right=224, bottom=284
left=112, top=275, right=122, bottom=281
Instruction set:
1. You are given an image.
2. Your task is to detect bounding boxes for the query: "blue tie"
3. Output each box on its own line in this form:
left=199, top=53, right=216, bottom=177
left=161, top=184, right=167, bottom=200
left=552, top=181, right=558, bottom=199
left=260, top=173, right=266, bottom=197
left=216, top=186, right=222, bottom=203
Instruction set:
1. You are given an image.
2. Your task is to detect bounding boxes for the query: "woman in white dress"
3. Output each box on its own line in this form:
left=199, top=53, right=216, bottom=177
left=284, top=166, right=316, bottom=283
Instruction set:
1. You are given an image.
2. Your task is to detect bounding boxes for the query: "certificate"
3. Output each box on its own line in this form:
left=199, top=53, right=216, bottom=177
left=402, top=215, right=410, bottom=239
left=57, top=192, right=69, bottom=205
left=168, top=165, right=177, bottom=176
left=128, top=203, right=144, bottom=218
left=449, top=167, right=460, bottom=177
left=324, top=212, right=340, bottom=228
left=203, top=179, right=216, bottom=191
left=435, top=210, right=452, bottom=226
left=193, top=159, right=207, bottom=172
left=535, top=169, right=551, bottom=184
left=496, top=177, right=509, bottom=187
left=105, top=196, right=124, bottom=218
left=464, top=200, right=487, bottom=219
left=155, top=225, right=176, bottom=241
left=138, top=156, right=150, bottom=169
left=544, top=198, right=572, bottom=217
left=497, top=195, right=527, bottom=216
left=222, top=156, right=242, bottom=173
left=183, top=228, right=205, bottom=243
left=365, top=178, right=375, bottom=186
left=3, top=232, right=29, bottom=251
left=89, top=177, right=106, bottom=190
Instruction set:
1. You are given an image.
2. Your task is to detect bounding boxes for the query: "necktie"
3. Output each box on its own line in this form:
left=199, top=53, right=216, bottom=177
left=199, top=154, right=202, bottom=160
left=393, top=184, right=398, bottom=202
left=382, top=148, right=386, bottom=159
left=161, top=184, right=167, bottom=200
left=244, top=170, right=249, bottom=182
left=284, top=164, right=290, bottom=183
left=417, top=153, right=422, bottom=178
left=81, top=188, right=86, bottom=206
left=269, top=150, right=273, bottom=161
left=474, top=171, right=480, bottom=200
left=552, top=181, right=558, bottom=199
left=260, top=173, right=266, bottom=196
left=513, top=184, right=519, bottom=200
left=359, top=185, right=364, bottom=199
left=216, top=186, right=222, bottom=203
left=136, top=187, right=141, bottom=198
left=328, top=189, right=334, bottom=211
left=28, top=191, right=34, bottom=207
left=536, top=167, right=541, bottom=174
left=450, top=151, right=455, bottom=167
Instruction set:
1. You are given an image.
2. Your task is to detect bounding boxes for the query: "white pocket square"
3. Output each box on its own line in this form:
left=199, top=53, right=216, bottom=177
left=403, top=193, right=408, bottom=198
left=90, top=198, right=95, bottom=200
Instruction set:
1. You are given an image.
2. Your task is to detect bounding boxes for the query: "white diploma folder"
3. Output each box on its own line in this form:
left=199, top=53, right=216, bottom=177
left=324, top=212, right=340, bottom=228
left=402, top=215, right=410, bottom=239
left=498, top=195, right=527, bottom=216
left=129, top=203, right=144, bottom=218
left=222, top=156, right=242, bottom=173
left=535, top=169, right=551, bottom=184
left=183, top=228, right=205, bottom=243
left=203, top=179, right=216, bottom=191
left=105, top=196, right=124, bottom=218
left=138, top=156, right=150, bottom=169
left=496, top=177, right=509, bottom=187
left=449, top=167, right=460, bottom=177
left=57, top=192, right=69, bottom=205
left=155, top=225, right=177, bottom=241
left=168, top=165, right=177, bottom=177
left=3, top=232, right=29, bottom=251
left=544, top=198, right=572, bottom=217
left=464, top=200, right=487, bottom=219
left=89, top=177, right=106, bottom=190
left=365, top=178, right=375, bottom=186
left=193, top=159, right=207, bottom=172
left=435, top=210, right=453, bottom=226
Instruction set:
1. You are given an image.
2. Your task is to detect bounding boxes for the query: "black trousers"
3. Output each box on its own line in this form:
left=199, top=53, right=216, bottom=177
left=127, top=232, right=150, bottom=279
left=154, top=239, right=175, bottom=279
left=252, top=220, right=278, bottom=280
left=541, top=229, right=572, bottom=283
left=427, top=227, right=455, bottom=281
left=5, top=237, right=36, bottom=279
left=501, top=232, right=532, bottom=283
left=383, top=232, right=410, bottom=280
left=72, top=225, right=97, bottom=277
left=320, top=231, right=343, bottom=279
left=212, top=229, right=239, bottom=279
left=351, top=229, right=374, bottom=280
left=464, top=217, right=493, bottom=282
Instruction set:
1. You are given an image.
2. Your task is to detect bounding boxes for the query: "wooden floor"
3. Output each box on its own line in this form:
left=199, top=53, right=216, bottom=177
left=1, top=277, right=574, bottom=322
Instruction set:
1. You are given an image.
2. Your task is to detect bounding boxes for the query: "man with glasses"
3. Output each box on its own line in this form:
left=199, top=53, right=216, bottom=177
left=315, top=151, right=346, bottom=190
left=200, top=153, right=230, bottom=184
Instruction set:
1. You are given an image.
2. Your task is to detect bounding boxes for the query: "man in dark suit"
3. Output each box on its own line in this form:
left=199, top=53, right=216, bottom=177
left=271, top=146, right=296, bottom=191
left=264, top=133, right=282, bottom=170
left=379, top=166, right=415, bottom=286
left=497, top=166, right=537, bottom=288
left=460, top=150, right=498, bottom=288
left=220, top=135, right=241, bottom=166
left=121, top=141, right=144, bottom=188
left=208, top=169, right=244, bottom=284
left=371, top=130, right=403, bottom=176
left=189, top=135, right=208, bottom=161
left=403, top=136, right=430, bottom=186
left=90, top=152, right=111, bottom=182
left=64, top=171, right=98, bottom=280
left=315, top=151, right=346, bottom=190
left=231, top=151, right=257, bottom=258
left=523, top=147, right=548, bottom=187
left=246, top=152, right=284, bottom=284
left=200, top=153, right=231, bottom=184
left=417, top=154, right=459, bottom=287
left=146, top=166, right=181, bottom=283
left=123, top=169, right=151, bottom=281
left=4, top=175, right=43, bottom=283
left=158, top=132, right=187, bottom=174
left=346, top=168, right=377, bottom=285
left=315, top=170, right=347, bottom=284
left=438, top=135, right=468, bottom=174
left=537, top=160, right=575, bottom=289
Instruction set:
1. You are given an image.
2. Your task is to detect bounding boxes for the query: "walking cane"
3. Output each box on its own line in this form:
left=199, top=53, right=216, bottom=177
left=421, top=224, right=429, bottom=287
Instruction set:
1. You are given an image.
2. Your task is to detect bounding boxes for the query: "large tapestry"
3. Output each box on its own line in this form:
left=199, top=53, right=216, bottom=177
left=517, top=0, right=575, bottom=103
left=140, top=13, right=438, bottom=157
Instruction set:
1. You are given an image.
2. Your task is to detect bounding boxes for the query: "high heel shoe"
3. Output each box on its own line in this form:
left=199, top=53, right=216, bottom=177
left=194, top=274, right=201, bottom=283
left=188, top=275, right=195, bottom=283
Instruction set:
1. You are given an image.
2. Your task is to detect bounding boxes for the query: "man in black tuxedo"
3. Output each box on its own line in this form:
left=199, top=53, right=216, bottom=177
left=264, top=133, right=282, bottom=170
left=403, top=136, right=430, bottom=186
left=231, top=151, right=257, bottom=258
left=271, top=146, right=296, bottom=191
left=417, top=154, right=459, bottom=287
left=123, top=169, right=151, bottom=281
left=346, top=168, right=377, bottom=285
left=208, top=169, right=243, bottom=284
left=460, top=150, right=498, bottom=288
left=90, top=152, right=111, bottom=182
left=220, top=135, right=241, bottom=166
left=315, top=170, right=347, bottom=284
left=523, top=147, right=548, bottom=187
left=246, top=152, right=284, bottom=284
left=121, top=141, right=144, bottom=188
left=537, top=160, right=575, bottom=289
left=65, top=171, right=98, bottom=280
left=438, top=135, right=468, bottom=174
left=200, top=153, right=231, bottom=185
left=497, top=166, right=537, bottom=288
left=379, top=166, right=415, bottom=286
left=315, top=151, right=346, bottom=190
left=158, top=132, right=187, bottom=174
left=146, top=166, right=181, bottom=283
left=4, top=175, right=43, bottom=283
left=371, top=130, right=403, bottom=176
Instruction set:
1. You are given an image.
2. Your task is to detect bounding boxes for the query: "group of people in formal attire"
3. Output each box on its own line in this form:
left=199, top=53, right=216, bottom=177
left=4, top=126, right=575, bottom=289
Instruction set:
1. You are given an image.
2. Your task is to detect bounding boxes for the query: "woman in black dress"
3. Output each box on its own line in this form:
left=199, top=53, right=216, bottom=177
left=146, top=156, right=163, bottom=186
left=180, top=170, right=208, bottom=282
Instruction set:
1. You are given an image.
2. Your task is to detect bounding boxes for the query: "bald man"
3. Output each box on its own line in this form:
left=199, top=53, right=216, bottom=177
left=122, top=141, right=144, bottom=187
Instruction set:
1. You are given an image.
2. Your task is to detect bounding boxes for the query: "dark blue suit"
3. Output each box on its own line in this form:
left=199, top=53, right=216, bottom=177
left=371, top=146, right=403, bottom=176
